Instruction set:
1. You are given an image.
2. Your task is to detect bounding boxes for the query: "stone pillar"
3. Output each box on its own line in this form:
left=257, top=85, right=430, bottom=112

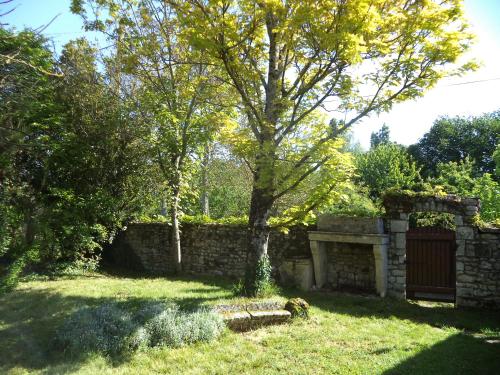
left=387, top=214, right=408, bottom=299
left=373, top=244, right=388, bottom=297
left=310, top=240, right=328, bottom=288
left=455, top=219, right=476, bottom=307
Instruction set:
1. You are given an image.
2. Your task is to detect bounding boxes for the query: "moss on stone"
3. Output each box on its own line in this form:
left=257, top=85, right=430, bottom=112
left=285, top=298, right=310, bottom=319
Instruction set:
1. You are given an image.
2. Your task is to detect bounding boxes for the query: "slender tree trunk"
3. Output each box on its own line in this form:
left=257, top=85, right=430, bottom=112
left=24, top=206, right=35, bottom=247
left=170, top=185, right=182, bottom=274
left=160, top=197, right=167, bottom=217
left=200, top=144, right=210, bottom=216
left=244, top=11, right=280, bottom=295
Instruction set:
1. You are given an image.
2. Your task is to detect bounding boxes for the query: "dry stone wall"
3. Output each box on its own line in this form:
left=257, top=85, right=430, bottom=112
left=108, top=223, right=311, bottom=277
left=326, top=242, right=376, bottom=292
left=456, top=227, right=500, bottom=308
left=109, top=203, right=500, bottom=309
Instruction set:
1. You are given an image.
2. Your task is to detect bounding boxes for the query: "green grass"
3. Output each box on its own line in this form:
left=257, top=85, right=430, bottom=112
left=1, top=270, right=499, bottom=375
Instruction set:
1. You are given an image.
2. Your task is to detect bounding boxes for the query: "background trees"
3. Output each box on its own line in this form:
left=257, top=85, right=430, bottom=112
left=407, top=112, right=500, bottom=178
left=71, top=0, right=237, bottom=273
left=432, top=158, right=499, bottom=223
left=0, top=29, right=155, bottom=290
left=355, top=143, right=421, bottom=199
left=370, top=124, right=391, bottom=149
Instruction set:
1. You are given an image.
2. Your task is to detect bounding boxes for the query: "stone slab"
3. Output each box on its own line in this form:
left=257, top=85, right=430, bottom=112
left=317, top=215, right=384, bottom=234
left=222, top=310, right=291, bottom=331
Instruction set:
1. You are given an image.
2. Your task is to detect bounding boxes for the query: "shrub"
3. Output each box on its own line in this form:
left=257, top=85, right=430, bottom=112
left=55, top=303, right=144, bottom=357
left=143, top=305, right=183, bottom=348
left=55, top=301, right=225, bottom=358
left=143, top=304, right=225, bottom=348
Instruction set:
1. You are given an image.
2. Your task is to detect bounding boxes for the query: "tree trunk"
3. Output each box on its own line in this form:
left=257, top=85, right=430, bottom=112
left=24, top=206, right=35, bottom=248
left=160, top=197, right=167, bottom=217
left=200, top=144, right=210, bottom=216
left=244, top=147, right=275, bottom=295
left=170, top=186, right=182, bottom=274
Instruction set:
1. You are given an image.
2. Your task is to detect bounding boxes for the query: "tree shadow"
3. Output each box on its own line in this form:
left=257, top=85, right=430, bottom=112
left=101, top=265, right=236, bottom=288
left=281, top=287, right=500, bottom=334
left=276, top=287, right=500, bottom=373
left=383, top=333, right=500, bottom=374
left=0, top=280, right=230, bottom=374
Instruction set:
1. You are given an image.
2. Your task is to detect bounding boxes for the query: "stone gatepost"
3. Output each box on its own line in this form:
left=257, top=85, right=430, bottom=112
left=387, top=213, right=409, bottom=299
left=454, top=199, right=480, bottom=307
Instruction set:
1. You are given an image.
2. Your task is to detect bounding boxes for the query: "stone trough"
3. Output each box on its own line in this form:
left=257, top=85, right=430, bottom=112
left=213, top=301, right=292, bottom=331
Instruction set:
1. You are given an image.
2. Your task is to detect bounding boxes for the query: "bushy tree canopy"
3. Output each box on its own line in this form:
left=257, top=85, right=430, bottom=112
left=408, top=112, right=500, bottom=178
left=370, top=124, right=391, bottom=149
left=356, top=144, right=421, bottom=199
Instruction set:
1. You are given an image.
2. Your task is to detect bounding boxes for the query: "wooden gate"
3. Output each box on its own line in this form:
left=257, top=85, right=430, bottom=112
left=406, top=227, right=456, bottom=302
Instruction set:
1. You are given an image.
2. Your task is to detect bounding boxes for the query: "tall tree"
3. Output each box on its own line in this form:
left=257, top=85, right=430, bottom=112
left=71, top=0, right=236, bottom=273
left=174, top=0, right=475, bottom=294
left=408, top=112, right=500, bottom=178
left=1, top=31, right=155, bottom=290
left=370, top=124, right=390, bottom=149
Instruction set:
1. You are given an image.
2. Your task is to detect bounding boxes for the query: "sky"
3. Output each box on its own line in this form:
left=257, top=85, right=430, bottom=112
left=3, top=0, right=500, bottom=149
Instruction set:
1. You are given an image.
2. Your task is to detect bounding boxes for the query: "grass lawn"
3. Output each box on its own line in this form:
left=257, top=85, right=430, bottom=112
left=1, top=271, right=499, bottom=375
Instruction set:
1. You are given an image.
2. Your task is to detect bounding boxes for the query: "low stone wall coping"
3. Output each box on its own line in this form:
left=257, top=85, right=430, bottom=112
left=308, top=231, right=389, bottom=245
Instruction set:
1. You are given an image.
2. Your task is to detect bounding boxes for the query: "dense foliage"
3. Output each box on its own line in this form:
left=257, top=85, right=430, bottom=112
left=355, top=144, right=422, bottom=199
left=432, top=158, right=500, bottom=224
left=408, top=112, right=500, bottom=178
left=1, top=30, right=155, bottom=290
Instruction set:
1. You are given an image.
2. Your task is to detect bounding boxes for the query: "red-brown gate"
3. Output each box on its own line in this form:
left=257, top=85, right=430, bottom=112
left=406, top=227, right=456, bottom=302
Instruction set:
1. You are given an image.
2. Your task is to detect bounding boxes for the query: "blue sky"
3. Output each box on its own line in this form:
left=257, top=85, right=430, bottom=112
left=3, top=0, right=500, bottom=149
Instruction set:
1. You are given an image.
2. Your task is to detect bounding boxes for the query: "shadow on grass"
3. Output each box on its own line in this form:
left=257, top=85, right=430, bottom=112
left=279, top=287, right=500, bottom=374
left=0, top=280, right=229, bottom=374
left=383, top=332, right=500, bottom=375
left=281, top=287, right=500, bottom=335
left=2, top=270, right=499, bottom=374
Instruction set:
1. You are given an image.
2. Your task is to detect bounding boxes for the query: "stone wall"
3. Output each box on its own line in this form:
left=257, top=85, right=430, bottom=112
left=326, top=242, right=376, bottom=292
left=384, top=194, right=500, bottom=308
left=108, top=223, right=312, bottom=278
left=109, top=205, right=500, bottom=309
left=456, top=226, right=500, bottom=308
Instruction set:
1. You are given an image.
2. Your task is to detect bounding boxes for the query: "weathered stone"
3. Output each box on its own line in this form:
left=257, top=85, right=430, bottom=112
left=455, top=240, right=466, bottom=256
left=279, top=258, right=314, bottom=291
left=395, top=233, right=406, bottom=249
left=317, top=215, right=384, bottom=234
left=390, top=220, right=408, bottom=233
left=396, top=276, right=405, bottom=285
left=456, top=226, right=474, bottom=240
left=284, top=298, right=310, bottom=318
left=221, top=311, right=252, bottom=331
left=457, top=274, right=475, bottom=283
